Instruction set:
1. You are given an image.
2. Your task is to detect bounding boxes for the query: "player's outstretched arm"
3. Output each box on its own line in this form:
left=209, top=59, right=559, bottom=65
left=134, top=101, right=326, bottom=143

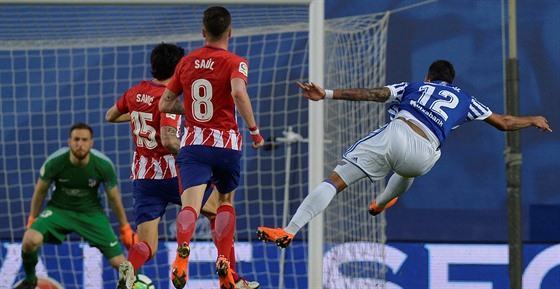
left=484, top=113, right=552, bottom=132
left=297, top=81, right=391, bottom=102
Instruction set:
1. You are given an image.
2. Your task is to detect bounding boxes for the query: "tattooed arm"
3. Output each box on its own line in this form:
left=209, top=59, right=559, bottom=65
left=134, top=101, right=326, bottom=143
left=296, top=81, right=391, bottom=102
left=160, top=125, right=181, bottom=155
left=159, top=88, right=185, bottom=115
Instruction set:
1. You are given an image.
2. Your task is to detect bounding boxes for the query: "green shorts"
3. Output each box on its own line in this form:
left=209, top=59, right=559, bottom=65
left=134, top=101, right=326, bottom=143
left=30, top=205, right=123, bottom=260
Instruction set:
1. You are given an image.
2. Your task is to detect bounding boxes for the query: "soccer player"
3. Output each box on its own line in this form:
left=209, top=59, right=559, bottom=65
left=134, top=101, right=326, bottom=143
left=257, top=60, right=552, bottom=248
left=106, top=43, right=260, bottom=289
left=14, top=123, right=137, bottom=289
left=159, top=6, right=264, bottom=289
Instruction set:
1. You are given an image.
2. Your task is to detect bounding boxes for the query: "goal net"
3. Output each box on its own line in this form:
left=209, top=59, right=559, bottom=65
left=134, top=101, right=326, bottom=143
left=0, top=3, right=389, bottom=289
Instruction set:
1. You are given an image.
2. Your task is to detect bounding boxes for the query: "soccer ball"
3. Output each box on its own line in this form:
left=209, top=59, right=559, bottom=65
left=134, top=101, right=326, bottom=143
left=133, top=274, right=155, bottom=289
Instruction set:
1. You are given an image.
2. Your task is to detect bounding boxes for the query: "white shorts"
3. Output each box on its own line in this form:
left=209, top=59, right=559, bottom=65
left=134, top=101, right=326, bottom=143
left=334, top=119, right=441, bottom=184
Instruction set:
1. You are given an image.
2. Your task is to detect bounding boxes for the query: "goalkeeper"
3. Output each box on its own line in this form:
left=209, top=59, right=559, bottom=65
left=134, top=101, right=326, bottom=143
left=14, top=122, right=137, bottom=289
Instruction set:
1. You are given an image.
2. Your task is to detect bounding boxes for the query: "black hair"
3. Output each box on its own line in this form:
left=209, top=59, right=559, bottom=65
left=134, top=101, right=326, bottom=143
left=150, top=42, right=185, bottom=80
left=203, top=6, right=231, bottom=38
left=427, top=60, right=455, bottom=83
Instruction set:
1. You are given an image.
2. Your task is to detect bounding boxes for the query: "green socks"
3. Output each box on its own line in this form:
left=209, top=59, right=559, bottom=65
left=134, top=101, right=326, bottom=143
left=21, top=250, right=38, bottom=282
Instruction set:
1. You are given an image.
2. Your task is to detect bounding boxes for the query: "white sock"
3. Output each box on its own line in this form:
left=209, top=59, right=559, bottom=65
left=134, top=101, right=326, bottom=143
left=285, top=181, right=337, bottom=235
left=376, top=173, right=414, bottom=207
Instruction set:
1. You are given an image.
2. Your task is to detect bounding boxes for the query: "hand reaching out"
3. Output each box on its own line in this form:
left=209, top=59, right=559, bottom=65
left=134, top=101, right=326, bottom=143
left=297, top=81, right=327, bottom=101
left=532, top=116, right=553, bottom=132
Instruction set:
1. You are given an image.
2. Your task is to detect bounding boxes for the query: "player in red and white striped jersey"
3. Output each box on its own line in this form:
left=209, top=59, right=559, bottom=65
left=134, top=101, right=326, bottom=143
left=159, top=6, right=264, bottom=289
left=107, top=42, right=260, bottom=289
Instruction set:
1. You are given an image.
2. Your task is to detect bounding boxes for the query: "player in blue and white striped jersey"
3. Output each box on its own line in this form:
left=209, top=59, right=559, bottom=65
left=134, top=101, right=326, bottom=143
left=257, top=59, right=552, bottom=248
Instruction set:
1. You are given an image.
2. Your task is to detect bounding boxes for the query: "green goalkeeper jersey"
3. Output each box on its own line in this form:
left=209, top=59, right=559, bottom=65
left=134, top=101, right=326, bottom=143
left=39, top=147, right=118, bottom=213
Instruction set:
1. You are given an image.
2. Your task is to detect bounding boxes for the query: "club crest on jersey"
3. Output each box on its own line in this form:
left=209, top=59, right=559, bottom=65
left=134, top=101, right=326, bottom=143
left=88, top=178, right=97, bottom=187
left=239, top=62, right=248, bottom=76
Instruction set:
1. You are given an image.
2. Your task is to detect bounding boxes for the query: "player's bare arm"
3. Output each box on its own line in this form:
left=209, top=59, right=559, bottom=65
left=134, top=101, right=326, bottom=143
left=105, top=104, right=131, bottom=123
left=105, top=186, right=130, bottom=227
left=29, top=178, right=50, bottom=219
left=159, top=89, right=185, bottom=115
left=484, top=113, right=552, bottom=132
left=160, top=125, right=180, bottom=155
left=335, top=87, right=391, bottom=102
left=297, top=81, right=391, bottom=102
left=231, top=77, right=265, bottom=149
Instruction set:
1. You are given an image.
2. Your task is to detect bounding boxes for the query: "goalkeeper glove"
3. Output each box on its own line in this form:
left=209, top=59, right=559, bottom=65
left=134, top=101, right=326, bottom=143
left=119, top=223, right=139, bottom=250
left=249, top=125, right=264, bottom=149
left=26, top=215, right=36, bottom=229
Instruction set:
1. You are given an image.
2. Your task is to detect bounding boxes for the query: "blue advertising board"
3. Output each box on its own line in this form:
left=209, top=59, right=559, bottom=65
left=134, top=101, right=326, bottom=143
left=2, top=241, right=558, bottom=289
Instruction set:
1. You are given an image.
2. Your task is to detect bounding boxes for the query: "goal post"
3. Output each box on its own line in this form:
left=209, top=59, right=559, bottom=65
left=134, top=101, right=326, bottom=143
left=0, top=1, right=390, bottom=288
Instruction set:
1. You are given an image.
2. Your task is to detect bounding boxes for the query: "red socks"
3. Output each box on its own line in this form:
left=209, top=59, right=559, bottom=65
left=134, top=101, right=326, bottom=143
left=127, top=241, right=152, bottom=273
left=210, top=213, right=238, bottom=281
left=177, top=206, right=198, bottom=245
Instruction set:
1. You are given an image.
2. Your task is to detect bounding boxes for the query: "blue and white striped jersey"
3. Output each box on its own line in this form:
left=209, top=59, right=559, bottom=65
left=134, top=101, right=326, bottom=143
left=386, top=81, right=492, bottom=145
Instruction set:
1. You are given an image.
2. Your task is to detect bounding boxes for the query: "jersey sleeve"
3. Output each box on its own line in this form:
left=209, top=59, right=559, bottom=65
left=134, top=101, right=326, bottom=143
left=39, top=147, right=68, bottom=184
left=115, top=90, right=131, bottom=114
left=385, top=82, right=408, bottom=103
left=466, top=96, right=492, bottom=121
left=230, top=56, right=249, bottom=84
left=167, top=59, right=186, bottom=94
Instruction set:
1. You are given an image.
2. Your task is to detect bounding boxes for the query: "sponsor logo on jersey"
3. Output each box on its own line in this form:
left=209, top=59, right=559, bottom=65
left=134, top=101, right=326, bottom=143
left=59, top=178, right=70, bottom=182
left=239, top=62, right=248, bottom=76
left=110, top=241, right=118, bottom=247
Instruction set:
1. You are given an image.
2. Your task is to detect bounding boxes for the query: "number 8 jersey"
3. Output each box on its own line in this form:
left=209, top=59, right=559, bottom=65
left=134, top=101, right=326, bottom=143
left=167, top=45, right=249, bottom=151
left=386, top=80, right=492, bottom=146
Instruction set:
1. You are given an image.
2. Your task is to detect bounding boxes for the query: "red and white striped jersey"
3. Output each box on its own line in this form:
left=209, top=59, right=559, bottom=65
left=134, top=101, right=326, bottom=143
left=167, top=45, right=248, bottom=150
left=116, top=80, right=181, bottom=179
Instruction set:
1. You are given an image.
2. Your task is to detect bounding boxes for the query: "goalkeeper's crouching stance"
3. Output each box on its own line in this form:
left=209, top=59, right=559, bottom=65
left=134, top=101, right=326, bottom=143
left=13, top=122, right=138, bottom=289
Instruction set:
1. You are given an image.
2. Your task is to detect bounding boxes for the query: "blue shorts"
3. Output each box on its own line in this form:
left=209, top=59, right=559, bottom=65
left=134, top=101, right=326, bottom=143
left=132, top=178, right=213, bottom=225
left=175, top=145, right=241, bottom=194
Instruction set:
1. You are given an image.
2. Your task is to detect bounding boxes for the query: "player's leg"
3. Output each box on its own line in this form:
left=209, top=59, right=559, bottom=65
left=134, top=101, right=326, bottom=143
left=257, top=161, right=366, bottom=248
left=214, top=191, right=237, bottom=289
left=172, top=146, right=214, bottom=289
left=15, top=229, right=43, bottom=288
left=169, top=184, right=206, bottom=289
left=16, top=207, right=71, bottom=288
left=209, top=147, right=242, bottom=289
left=368, top=119, right=441, bottom=216
left=201, top=189, right=260, bottom=289
left=125, top=178, right=179, bottom=276
left=129, top=218, right=158, bottom=267
left=368, top=173, right=413, bottom=216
